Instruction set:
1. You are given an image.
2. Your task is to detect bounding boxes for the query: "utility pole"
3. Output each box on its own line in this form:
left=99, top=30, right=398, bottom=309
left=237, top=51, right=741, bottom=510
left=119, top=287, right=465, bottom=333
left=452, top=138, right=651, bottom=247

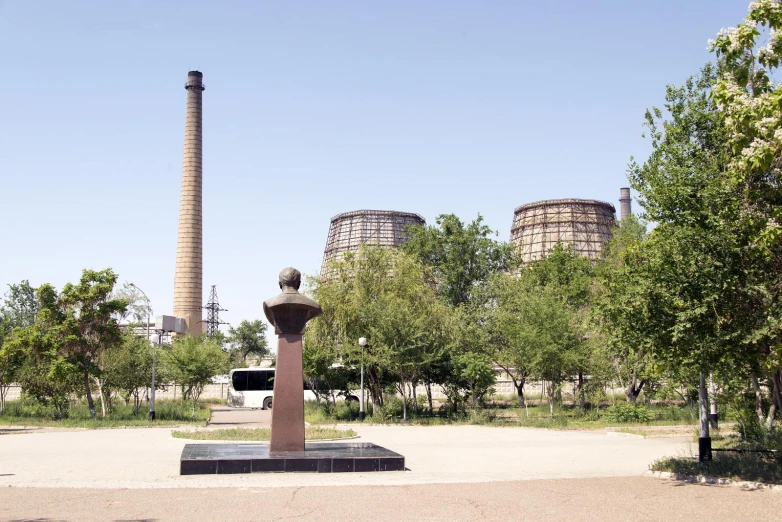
left=699, top=371, right=712, bottom=461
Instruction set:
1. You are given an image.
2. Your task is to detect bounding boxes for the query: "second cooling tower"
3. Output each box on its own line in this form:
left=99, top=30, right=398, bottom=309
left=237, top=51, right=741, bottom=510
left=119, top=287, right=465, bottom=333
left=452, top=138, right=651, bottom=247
left=510, top=199, right=615, bottom=264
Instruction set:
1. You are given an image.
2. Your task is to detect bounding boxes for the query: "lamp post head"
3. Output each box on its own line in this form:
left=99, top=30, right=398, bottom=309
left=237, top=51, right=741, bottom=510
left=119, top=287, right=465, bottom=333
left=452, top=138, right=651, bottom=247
left=359, top=337, right=367, bottom=347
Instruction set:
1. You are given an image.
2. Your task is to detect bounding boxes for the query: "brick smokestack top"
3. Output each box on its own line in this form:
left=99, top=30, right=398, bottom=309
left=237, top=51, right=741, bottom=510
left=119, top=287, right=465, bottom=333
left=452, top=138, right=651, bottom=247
left=619, top=187, right=631, bottom=221
left=173, top=70, right=205, bottom=334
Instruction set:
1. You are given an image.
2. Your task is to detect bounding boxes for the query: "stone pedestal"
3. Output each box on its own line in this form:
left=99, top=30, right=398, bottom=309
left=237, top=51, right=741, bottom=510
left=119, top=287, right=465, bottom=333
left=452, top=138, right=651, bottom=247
left=269, top=333, right=305, bottom=452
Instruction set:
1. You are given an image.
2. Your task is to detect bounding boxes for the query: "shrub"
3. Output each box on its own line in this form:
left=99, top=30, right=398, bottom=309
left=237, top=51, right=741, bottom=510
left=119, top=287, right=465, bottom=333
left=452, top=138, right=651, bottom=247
left=604, top=403, right=653, bottom=423
left=651, top=404, right=698, bottom=423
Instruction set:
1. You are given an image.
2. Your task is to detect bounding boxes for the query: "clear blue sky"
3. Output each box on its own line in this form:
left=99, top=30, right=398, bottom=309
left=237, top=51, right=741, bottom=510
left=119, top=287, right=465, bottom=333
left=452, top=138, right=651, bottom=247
left=0, top=0, right=749, bottom=342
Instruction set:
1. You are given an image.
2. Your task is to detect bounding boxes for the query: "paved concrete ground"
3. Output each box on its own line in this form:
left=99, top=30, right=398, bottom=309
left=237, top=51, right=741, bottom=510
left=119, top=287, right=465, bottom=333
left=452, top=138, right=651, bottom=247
left=0, top=476, right=778, bottom=521
left=206, top=406, right=271, bottom=428
left=0, top=424, right=691, bottom=488
left=0, top=424, right=776, bottom=520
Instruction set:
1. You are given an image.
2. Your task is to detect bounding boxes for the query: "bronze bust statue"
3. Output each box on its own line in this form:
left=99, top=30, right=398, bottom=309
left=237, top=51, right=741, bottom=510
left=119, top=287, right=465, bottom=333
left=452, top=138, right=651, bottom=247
left=263, top=267, right=322, bottom=335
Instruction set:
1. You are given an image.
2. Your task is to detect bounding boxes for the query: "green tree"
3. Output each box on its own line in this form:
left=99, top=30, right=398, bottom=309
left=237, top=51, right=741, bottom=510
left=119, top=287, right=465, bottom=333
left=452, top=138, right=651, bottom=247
left=57, top=269, right=127, bottom=418
left=624, top=58, right=782, bottom=436
left=5, top=272, right=127, bottom=418
left=307, top=246, right=449, bottom=419
left=162, top=334, right=227, bottom=414
left=628, top=66, right=746, bottom=369
left=6, top=284, right=80, bottom=418
left=98, top=330, right=159, bottom=415
left=1, top=280, right=38, bottom=327
left=519, top=244, right=595, bottom=408
left=486, top=273, right=537, bottom=407
left=227, top=320, right=269, bottom=365
left=403, top=213, right=517, bottom=307
left=592, top=215, right=657, bottom=404
left=0, top=280, right=39, bottom=412
left=708, top=0, right=782, bottom=427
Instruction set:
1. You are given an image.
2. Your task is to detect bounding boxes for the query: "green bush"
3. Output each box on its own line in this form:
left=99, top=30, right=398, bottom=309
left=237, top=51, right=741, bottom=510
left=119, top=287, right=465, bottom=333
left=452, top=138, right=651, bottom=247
left=604, top=404, right=653, bottom=423
left=2, top=397, right=59, bottom=419
left=651, top=404, right=698, bottom=423
left=0, top=397, right=210, bottom=426
left=303, top=398, right=359, bottom=423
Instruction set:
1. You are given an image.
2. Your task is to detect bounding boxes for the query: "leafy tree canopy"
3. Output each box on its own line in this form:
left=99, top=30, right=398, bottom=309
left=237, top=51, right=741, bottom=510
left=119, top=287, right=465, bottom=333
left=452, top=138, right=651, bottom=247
left=403, top=213, right=517, bottom=307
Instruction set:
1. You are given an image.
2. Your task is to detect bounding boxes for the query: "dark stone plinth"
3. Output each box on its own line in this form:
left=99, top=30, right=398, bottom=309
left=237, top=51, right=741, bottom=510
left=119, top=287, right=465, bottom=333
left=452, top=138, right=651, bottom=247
left=180, top=442, right=405, bottom=475
left=269, top=333, right=305, bottom=451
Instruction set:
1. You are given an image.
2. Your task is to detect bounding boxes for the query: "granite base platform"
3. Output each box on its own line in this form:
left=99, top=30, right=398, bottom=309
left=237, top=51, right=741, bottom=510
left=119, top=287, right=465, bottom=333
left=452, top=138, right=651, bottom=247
left=180, top=442, right=405, bottom=475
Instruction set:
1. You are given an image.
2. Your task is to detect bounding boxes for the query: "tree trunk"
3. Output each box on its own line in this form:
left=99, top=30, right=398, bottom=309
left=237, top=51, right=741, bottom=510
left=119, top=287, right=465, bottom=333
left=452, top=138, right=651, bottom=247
left=411, top=380, right=418, bottom=414
left=772, top=369, right=782, bottom=417
left=425, top=381, right=433, bottom=413
left=400, top=380, right=407, bottom=422
left=578, top=371, right=585, bottom=409
left=767, top=369, right=782, bottom=429
left=751, top=373, right=766, bottom=424
left=0, top=382, right=7, bottom=414
left=0, top=367, right=6, bottom=414
left=83, top=371, right=96, bottom=419
left=625, top=379, right=645, bottom=405
left=95, top=378, right=106, bottom=418
left=516, top=378, right=526, bottom=407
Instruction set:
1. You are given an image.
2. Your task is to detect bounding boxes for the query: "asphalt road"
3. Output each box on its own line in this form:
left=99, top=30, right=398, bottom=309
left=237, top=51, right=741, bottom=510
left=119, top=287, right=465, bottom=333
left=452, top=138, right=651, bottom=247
left=0, top=476, right=778, bottom=521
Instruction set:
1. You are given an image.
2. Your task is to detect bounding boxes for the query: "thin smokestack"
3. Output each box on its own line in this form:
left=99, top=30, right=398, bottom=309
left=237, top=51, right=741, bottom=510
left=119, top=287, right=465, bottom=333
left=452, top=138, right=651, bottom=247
left=619, top=187, right=631, bottom=221
left=173, top=71, right=205, bottom=334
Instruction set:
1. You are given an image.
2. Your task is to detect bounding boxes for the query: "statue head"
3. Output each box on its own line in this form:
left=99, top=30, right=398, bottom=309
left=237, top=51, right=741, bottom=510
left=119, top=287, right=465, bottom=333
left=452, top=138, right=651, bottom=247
left=279, top=267, right=301, bottom=291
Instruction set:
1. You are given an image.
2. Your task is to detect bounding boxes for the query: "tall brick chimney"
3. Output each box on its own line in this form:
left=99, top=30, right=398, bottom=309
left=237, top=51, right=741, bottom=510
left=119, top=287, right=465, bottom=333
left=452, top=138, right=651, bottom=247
left=173, top=71, right=205, bottom=335
left=619, top=187, right=631, bottom=221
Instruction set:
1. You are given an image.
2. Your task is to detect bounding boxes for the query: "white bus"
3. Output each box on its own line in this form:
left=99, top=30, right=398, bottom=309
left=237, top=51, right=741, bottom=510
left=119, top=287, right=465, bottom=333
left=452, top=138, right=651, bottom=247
left=227, top=368, right=318, bottom=409
left=226, top=367, right=359, bottom=409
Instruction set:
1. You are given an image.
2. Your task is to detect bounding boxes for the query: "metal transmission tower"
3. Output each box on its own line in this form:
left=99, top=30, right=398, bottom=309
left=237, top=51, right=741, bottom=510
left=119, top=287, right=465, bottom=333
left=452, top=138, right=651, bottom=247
left=202, top=285, right=228, bottom=336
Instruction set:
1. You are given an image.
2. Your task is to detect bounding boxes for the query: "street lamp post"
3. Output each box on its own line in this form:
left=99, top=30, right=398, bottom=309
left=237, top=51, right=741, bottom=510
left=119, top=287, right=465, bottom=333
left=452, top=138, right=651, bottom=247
left=358, top=337, right=367, bottom=421
left=129, top=283, right=156, bottom=420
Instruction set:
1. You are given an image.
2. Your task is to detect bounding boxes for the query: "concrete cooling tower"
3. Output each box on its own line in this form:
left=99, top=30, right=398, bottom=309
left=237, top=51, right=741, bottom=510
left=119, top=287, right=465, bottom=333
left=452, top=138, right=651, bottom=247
left=510, top=199, right=615, bottom=264
left=321, top=210, right=425, bottom=273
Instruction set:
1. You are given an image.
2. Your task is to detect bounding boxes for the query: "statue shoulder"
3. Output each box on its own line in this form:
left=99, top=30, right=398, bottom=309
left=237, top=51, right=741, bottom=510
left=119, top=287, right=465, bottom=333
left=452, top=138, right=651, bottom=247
left=264, top=292, right=320, bottom=310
